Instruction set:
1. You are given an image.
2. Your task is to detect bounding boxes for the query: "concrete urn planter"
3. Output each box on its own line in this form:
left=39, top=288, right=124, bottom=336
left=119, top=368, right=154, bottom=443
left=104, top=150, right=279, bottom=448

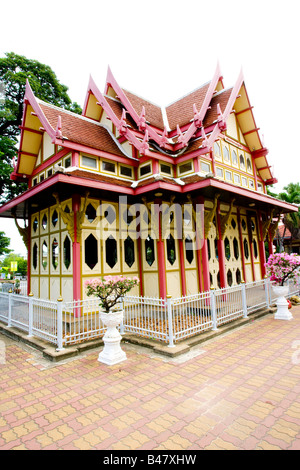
left=272, top=285, right=293, bottom=321
left=98, top=310, right=127, bottom=365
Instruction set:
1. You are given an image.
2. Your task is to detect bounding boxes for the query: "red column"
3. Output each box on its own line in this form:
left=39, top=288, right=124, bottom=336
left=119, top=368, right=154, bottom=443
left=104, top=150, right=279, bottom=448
left=178, top=238, right=186, bottom=297
left=72, top=194, right=82, bottom=305
left=257, top=211, right=266, bottom=278
left=268, top=232, right=274, bottom=255
left=155, top=199, right=167, bottom=299
left=200, top=240, right=210, bottom=292
left=196, top=196, right=208, bottom=292
left=237, top=209, right=246, bottom=282
left=137, top=234, right=144, bottom=296
left=216, top=202, right=226, bottom=288
left=27, top=218, right=31, bottom=295
left=247, top=215, right=256, bottom=281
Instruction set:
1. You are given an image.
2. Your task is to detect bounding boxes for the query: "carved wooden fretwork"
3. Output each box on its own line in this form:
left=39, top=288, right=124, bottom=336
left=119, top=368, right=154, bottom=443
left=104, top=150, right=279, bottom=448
left=260, top=209, right=274, bottom=241
left=75, top=192, right=90, bottom=239
left=219, top=198, right=235, bottom=240
left=52, top=193, right=75, bottom=242
left=203, top=193, right=220, bottom=238
left=14, top=217, right=29, bottom=249
left=52, top=192, right=90, bottom=243
left=269, top=216, right=280, bottom=241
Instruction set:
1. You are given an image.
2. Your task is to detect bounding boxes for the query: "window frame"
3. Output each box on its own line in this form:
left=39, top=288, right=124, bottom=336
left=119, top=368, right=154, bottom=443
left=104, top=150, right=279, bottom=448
left=81, top=154, right=98, bottom=170
left=178, top=160, right=193, bottom=176
left=139, top=161, right=152, bottom=179
left=101, top=159, right=116, bottom=174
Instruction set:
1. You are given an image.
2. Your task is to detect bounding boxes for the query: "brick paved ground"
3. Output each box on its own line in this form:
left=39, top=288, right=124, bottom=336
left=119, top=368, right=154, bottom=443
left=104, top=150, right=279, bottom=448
left=0, top=306, right=300, bottom=450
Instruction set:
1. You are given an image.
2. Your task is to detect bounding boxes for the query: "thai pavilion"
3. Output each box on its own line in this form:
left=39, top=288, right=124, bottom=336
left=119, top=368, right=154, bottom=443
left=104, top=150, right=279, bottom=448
left=0, top=65, right=297, bottom=302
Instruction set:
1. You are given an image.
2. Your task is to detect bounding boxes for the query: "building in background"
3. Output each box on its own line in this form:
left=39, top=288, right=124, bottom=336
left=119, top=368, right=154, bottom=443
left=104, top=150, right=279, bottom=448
left=0, top=65, right=297, bottom=301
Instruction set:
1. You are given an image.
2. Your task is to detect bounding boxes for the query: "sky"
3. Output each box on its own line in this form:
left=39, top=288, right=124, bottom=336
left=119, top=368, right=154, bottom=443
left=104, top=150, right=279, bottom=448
left=0, top=0, right=299, bottom=258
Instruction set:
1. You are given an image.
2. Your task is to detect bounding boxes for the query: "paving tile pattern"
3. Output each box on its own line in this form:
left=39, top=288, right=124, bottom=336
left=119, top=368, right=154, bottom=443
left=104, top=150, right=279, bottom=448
left=0, top=308, right=300, bottom=450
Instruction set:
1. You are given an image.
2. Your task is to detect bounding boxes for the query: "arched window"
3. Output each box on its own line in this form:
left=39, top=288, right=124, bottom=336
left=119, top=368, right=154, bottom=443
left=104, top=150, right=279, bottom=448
left=167, top=234, right=176, bottom=265
left=63, top=236, right=71, bottom=269
left=236, top=268, right=242, bottom=284
left=239, top=154, right=245, bottom=169
left=207, top=239, right=211, bottom=260
left=52, top=210, right=58, bottom=227
left=223, top=146, right=230, bottom=162
left=227, top=269, right=233, bottom=286
left=124, top=236, right=135, bottom=268
left=33, top=243, right=38, bottom=270
left=104, top=205, right=116, bottom=224
left=33, top=217, right=38, bottom=233
left=224, top=237, right=230, bottom=261
left=145, top=236, right=155, bottom=266
left=214, top=239, right=219, bottom=259
left=52, top=238, right=59, bottom=269
left=214, top=142, right=221, bottom=158
left=105, top=236, right=117, bottom=268
left=247, top=157, right=252, bottom=172
left=185, top=236, right=194, bottom=264
left=42, top=214, right=47, bottom=231
left=233, top=238, right=239, bottom=260
left=253, top=239, right=258, bottom=259
left=85, top=234, right=98, bottom=269
left=85, top=204, right=96, bottom=223
left=232, top=150, right=238, bottom=165
left=42, top=241, right=48, bottom=269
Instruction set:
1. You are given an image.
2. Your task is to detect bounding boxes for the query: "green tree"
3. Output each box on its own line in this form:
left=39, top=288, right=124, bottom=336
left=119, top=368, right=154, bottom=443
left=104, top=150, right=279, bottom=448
left=0, top=52, right=82, bottom=203
left=279, top=183, right=300, bottom=240
left=0, top=231, right=11, bottom=256
left=2, top=252, right=27, bottom=276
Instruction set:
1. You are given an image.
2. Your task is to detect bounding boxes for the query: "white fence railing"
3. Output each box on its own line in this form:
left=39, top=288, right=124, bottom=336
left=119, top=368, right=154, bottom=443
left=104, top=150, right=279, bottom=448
left=0, top=278, right=299, bottom=350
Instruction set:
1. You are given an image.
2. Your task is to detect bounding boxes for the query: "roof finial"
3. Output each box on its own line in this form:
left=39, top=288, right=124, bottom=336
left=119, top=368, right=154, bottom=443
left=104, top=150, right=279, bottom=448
left=193, top=104, right=202, bottom=128
left=118, top=108, right=128, bottom=136
left=138, top=106, right=146, bottom=131
left=217, top=103, right=226, bottom=131
left=55, top=115, right=62, bottom=138
left=140, top=130, right=149, bottom=156
left=159, top=126, right=168, bottom=148
left=176, top=124, right=184, bottom=143
left=201, top=127, right=210, bottom=149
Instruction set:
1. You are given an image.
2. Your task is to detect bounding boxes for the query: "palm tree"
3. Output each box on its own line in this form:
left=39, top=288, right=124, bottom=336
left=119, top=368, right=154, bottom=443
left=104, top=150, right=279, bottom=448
left=278, top=183, right=300, bottom=251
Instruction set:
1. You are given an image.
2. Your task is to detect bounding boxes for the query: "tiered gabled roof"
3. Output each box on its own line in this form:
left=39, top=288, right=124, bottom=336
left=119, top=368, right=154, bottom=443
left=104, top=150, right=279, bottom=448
left=11, top=64, right=276, bottom=186
left=81, top=65, right=276, bottom=183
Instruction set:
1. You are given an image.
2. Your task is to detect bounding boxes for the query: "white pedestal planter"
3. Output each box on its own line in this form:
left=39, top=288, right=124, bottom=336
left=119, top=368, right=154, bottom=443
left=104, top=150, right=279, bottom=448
left=272, top=285, right=293, bottom=321
left=98, top=310, right=127, bottom=365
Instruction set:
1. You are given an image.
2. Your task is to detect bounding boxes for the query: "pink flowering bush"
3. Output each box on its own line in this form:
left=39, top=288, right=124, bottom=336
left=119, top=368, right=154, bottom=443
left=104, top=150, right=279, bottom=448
left=266, top=252, right=300, bottom=286
left=85, top=275, right=139, bottom=312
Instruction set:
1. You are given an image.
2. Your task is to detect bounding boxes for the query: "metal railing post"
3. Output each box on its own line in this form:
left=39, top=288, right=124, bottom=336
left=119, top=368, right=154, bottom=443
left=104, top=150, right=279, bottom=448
left=210, top=288, right=217, bottom=330
left=8, top=289, right=12, bottom=327
left=167, top=295, right=175, bottom=347
left=56, top=297, right=64, bottom=351
left=28, top=292, right=34, bottom=337
left=241, top=281, right=248, bottom=318
left=264, top=276, right=270, bottom=308
left=119, top=297, right=124, bottom=335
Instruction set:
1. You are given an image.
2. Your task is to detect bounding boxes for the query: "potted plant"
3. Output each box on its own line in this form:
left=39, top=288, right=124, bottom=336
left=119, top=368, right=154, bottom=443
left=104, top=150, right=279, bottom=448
left=85, top=275, right=139, bottom=365
left=266, top=252, right=300, bottom=320
left=14, top=279, right=21, bottom=294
